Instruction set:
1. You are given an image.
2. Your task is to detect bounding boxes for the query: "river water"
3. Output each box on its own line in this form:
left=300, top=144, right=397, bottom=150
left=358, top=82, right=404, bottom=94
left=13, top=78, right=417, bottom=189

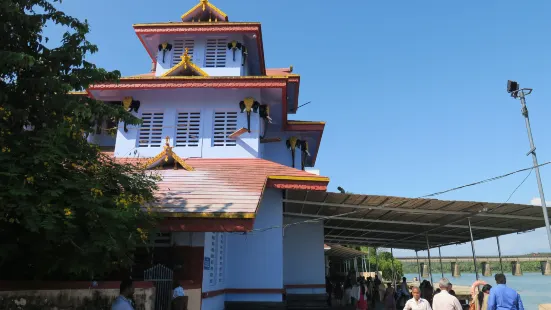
left=404, top=272, right=551, bottom=309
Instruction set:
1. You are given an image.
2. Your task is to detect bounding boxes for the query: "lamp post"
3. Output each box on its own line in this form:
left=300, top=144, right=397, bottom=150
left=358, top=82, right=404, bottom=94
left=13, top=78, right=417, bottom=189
left=507, top=80, right=551, bottom=251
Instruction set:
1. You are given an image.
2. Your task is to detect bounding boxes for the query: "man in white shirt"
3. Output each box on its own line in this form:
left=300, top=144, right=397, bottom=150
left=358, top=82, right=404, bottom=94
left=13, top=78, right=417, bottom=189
left=403, top=286, right=432, bottom=310
left=432, top=278, right=462, bottom=310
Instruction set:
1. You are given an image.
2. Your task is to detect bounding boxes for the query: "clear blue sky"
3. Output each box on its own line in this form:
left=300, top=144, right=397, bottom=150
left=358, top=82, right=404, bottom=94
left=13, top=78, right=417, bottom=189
left=52, top=0, right=551, bottom=256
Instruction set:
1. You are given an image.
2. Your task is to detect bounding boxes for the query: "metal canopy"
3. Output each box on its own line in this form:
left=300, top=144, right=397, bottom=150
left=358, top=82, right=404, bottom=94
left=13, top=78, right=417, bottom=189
left=324, top=243, right=366, bottom=260
left=283, top=191, right=551, bottom=251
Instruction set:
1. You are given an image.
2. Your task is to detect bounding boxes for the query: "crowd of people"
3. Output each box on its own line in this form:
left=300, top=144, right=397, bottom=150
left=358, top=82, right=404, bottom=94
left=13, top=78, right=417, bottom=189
left=325, top=272, right=524, bottom=310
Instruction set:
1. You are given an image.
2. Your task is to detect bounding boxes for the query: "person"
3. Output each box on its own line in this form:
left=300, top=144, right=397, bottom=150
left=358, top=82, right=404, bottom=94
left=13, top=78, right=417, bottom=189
left=474, top=284, right=492, bottom=310
left=335, top=281, right=344, bottom=305
left=404, top=286, right=433, bottom=310
left=372, top=275, right=382, bottom=306
left=401, top=277, right=411, bottom=302
left=356, top=278, right=368, bottom=310
left=448, top=282, right=456, bottom=297
left=326, top=276, right=333, bottom=306
left=344, top=274, right=354, bottom=305
left=173, top=279, right=185, bottom=299
left=384, top=283, right=397, bottom=310
left=432, top=278, right=462, bottom=310
left=487, top=273, right=524, bottom=310
left=112, top=278, right=134, bottom=310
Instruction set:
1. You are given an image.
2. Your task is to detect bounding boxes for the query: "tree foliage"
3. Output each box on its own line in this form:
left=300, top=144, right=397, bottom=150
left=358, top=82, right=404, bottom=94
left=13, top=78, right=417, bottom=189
left=0, top=0, right=159, bottom=279
left=346, top=246, right=404, bottom=280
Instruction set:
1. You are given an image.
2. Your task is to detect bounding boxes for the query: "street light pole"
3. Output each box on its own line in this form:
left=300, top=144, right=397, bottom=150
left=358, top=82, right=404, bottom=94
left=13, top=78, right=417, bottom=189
left=508, top=81, right=551, bottom=251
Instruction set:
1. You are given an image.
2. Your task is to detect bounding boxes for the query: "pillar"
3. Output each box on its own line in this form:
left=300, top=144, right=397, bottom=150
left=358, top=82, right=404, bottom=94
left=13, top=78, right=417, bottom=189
left=511, top=261, right=523, bottom=276
left=481, top=262, right=492, bottom=277
left=540, top=261, right=551, bottom=276
left=422, top=263, right=429, bottom=278
left=451, top=262, right=461, bottom=277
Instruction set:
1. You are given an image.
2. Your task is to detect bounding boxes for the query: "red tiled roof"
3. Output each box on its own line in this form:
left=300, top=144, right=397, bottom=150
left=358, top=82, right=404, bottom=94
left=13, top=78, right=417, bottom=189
left=104, top=156, right=328, bottom=216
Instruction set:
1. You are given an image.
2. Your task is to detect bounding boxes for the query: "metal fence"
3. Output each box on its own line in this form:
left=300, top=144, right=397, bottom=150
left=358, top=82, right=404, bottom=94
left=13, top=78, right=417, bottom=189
left=144, top=264, right=174, bottom=310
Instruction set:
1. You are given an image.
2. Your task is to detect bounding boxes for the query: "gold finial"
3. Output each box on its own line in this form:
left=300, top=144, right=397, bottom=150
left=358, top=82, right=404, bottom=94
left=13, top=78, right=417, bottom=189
left=165, top=136, right=170, bottom=146
left=201, top=0, right=208, bottom=11
left=289, top=65, right=294, bottom=73
left=180, top=48, right=190, bottom=69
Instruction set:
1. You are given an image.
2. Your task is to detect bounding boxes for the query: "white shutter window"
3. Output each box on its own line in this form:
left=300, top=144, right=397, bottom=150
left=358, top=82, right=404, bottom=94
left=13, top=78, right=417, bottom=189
left=205, top=38, right=227, bottom=68
left=172, top=39, right=195, bottom=67
left=213, top=111, right=237, bottom=147
left=138, top=112, right=164, bottom=147
left=175, top=112, right=200, bottom=147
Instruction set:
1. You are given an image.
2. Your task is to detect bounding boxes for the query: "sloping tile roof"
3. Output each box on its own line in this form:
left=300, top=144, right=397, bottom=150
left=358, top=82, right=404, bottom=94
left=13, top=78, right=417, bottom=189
left=104, top=155, right=328, bottom=216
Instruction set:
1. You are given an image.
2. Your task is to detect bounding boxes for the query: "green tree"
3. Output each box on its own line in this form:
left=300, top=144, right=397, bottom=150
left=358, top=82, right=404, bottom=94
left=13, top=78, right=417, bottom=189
left=0, top=0, right=158, bottom=279
left=348, top=246, right=403, bottom=281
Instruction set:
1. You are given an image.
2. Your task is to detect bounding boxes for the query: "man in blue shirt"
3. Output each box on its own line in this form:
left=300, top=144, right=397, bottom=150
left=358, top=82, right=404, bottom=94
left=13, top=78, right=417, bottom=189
left=112, top=278, right=135, bottom=310
left=487, top=273, right=524, bottom=310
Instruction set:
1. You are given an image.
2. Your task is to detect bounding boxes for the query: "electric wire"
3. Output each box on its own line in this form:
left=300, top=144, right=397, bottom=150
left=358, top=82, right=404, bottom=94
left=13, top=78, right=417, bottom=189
left=377, top=166, right=538, bottom=250
left=235, top=161, right=550, bottom=236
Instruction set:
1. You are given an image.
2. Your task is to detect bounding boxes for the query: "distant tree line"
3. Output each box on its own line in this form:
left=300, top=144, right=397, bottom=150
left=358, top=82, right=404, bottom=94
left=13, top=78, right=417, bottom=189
left=401, top=261, right=543, bottom=274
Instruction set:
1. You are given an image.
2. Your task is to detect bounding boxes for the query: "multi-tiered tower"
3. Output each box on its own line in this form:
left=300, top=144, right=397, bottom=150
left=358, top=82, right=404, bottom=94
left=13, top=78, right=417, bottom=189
left=85, top=1, right=329, bottom=309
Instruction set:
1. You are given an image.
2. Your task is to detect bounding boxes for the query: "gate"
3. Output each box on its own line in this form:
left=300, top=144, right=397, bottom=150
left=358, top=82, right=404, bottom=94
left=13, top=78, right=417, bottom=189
left=144, top=264, right=174, bottom=310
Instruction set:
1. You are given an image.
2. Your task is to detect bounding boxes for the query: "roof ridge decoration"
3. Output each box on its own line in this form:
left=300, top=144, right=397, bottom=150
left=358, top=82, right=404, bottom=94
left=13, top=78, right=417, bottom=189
left=143, top=136, right=194, bottom=171
left=161, top=48, right=209, bottom=77
left=181, top=0, right=229, bottom=22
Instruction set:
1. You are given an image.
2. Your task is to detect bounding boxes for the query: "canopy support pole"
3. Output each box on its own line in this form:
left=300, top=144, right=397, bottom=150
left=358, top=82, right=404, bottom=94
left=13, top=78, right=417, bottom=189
left=375, top=247, right=379, bottom=278
left=415, top=250, right=422, bottom=281
left=368, top=248, right=371, bottom=275
left=354, top=257, right=359, bottom=278
left=438, top=247, right=444, bottom=279
left=468, top=217, right=479, bottom=280
left=496, top=236, right=504, bottom=273
left=425, top=234, right=434, bottom=287
left=391, top=248, right=396, bottom=289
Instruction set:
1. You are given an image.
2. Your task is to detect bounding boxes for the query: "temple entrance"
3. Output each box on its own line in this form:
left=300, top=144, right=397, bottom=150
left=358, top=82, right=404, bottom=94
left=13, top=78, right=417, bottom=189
left=144, top=264, right=174, bottom=310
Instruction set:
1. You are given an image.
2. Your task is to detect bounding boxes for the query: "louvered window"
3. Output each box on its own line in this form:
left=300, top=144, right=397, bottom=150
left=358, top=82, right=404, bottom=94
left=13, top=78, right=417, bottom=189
left=175, top=112, right=200, bottom=147
left=171, top=39, right=195, bottom=67
left=205, top=38, right=227, bottom=68
left=138, top=112, right=164, bottom=147
left=213, top=111, right=237, bottom=147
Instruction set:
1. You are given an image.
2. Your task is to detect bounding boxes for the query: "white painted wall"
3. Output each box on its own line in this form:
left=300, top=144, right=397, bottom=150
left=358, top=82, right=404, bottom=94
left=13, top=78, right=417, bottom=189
left=225, top=188, right=284, bottom=302
left=113, top=89, right=261, bottom=159
left=283, top=216, right=325, bottom=294
left=201, top=232, right=228, bottom=310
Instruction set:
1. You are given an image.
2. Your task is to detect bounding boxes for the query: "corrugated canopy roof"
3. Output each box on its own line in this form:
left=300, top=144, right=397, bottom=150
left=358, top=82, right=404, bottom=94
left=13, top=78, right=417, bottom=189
left=284, top=191, right=551, bottom=251
left=325, top=244, right=366, bottom=260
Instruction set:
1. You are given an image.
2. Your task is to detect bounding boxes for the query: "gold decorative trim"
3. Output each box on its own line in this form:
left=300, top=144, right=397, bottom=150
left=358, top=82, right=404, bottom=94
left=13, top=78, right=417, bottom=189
left=171, top=153, right=195, bottom=171
left=161, top=48, right=209, bottom=77
left=180, top=0, right=228, bottom=22
left=161, top=212, right=256, bottom=219
left=143, top=136, right=194, bottom=171
left=120, top=75, right=293, bottom=80
left=68, top=91, right=87, bottom=95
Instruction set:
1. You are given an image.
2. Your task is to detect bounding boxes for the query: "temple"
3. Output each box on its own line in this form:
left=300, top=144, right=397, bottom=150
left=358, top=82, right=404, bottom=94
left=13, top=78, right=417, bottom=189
left=85, top=1, right=329, bottom=309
